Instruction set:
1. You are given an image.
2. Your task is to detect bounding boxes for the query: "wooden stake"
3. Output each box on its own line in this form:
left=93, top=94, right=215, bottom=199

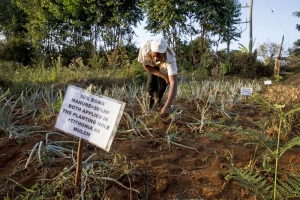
left=274, top=35, right=285, bottom=77
left=75, top=138, right=84, bottom=185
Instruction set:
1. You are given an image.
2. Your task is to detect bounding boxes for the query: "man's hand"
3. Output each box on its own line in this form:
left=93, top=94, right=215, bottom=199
left=160, top=105, right=171, bottom=118
left=162, top=74, right=169, bottom=84
left=161, top=74, right=177, bottom=118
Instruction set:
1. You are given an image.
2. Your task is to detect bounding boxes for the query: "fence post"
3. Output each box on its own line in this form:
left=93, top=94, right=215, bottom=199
left=274, top=35, right=284, bottom=77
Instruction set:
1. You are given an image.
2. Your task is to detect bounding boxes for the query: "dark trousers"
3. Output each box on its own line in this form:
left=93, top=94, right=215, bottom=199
left=146, top=67, right=167, bottom=107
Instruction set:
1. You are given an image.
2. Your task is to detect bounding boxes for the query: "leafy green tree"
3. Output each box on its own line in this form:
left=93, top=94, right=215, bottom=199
left=0, top=38, right=33, bottom=65
left=15, top=0, right=94, bottom=55
left=190, top=0, right=242, bottom=63
left=0, top=0, right=28, bottom=39
left=287, top=40, right=300, bottom=68
left=94, top=0, right=143, bottom=67
left=216, top=0, right=242, bottom=53
left=257, top=40, right=283, bottom=66
left=14, top=0, right=143, bottom=66
left=292, top=11, right=300, bottom=66
left=140, top=0, right=241, bottom=67
left=140, top=0, right=188, bottom=56
left=97, top=0, right=143, bottom=49
left=289, top=39, right=300, bottom=57
left=293, top=11, right=300, bottom=31
left=291, top=11, right=300, bottom=66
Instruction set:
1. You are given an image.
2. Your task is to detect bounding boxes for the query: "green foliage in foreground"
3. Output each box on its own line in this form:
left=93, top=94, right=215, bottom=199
left=226, top=94, right=300, bottom=200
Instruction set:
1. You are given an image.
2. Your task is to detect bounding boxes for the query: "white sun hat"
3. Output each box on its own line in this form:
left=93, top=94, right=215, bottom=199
left=150, top=37, right=168, bottom=53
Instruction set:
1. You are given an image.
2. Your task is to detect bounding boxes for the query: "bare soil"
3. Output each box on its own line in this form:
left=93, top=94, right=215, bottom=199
left=0, top=76, right=300, bottom=200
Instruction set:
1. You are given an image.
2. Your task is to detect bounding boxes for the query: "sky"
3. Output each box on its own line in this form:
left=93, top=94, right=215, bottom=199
left=133, top=0, right=300, bottom=51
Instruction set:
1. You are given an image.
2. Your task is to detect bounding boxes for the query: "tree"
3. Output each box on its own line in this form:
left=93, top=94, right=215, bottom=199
left=216, top=0, right=242, bottom=53
left=14, top=0, right=143, bottom=65
left=292, top=11, right=300, bottom=67
left=188, top=0, right=217, bottom=63
left=96, top=0, right=143, bottom=50
left=293, top=11, right=300, bottom=31
left=257, top=40, right=283, bottom=66
left=0, top=0, right=28, bottom=40
left=140, top=0, right=188, bottom=57
left=140, top=0, right=242, bottom=67
left=190, top=0, right=242, bottom=63
left=0, top=38, right=33, bottom=65
left=287, top=39, right=300, bottom=68
left=289, top=39, right=300, bottom=57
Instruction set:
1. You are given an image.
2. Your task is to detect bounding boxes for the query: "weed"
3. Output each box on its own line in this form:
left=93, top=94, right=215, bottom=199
left=229, top=99, right=300, bottom=199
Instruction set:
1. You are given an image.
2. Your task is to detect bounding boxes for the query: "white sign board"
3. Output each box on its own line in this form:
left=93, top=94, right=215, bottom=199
left=264, top=80, right=272, bottom=85
left=55, top=85, right=125, bottom=152
left=240, top=87, right=253, bottom=96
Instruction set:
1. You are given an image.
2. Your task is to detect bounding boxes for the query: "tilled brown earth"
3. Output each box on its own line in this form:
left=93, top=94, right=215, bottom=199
left=1, top=78, right=300, bottom=199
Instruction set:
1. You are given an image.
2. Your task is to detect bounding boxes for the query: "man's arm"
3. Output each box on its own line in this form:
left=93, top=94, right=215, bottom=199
left=161, top=74, right=177, bottom=117
left=143, top=64, right=169, bottom=83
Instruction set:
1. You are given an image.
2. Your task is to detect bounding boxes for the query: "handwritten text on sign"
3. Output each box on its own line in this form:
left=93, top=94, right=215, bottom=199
left=55, top=85, right=125, bottom=152
left=240, top=87, right=253, bottom=96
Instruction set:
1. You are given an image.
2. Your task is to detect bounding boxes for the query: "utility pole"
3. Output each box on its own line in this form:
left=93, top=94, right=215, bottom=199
left=249, top=0, right=253, bottom=53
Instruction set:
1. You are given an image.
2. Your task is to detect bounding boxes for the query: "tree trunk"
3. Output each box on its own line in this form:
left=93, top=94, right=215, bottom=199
left=198, top=25, right=206, bottom=67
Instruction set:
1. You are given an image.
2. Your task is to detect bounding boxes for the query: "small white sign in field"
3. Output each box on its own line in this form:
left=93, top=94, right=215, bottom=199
left=264, top=80, right=272, bottom=85
left=55, top=85, right=125, bottom=151
left=240, top=87, right=253, bottom=96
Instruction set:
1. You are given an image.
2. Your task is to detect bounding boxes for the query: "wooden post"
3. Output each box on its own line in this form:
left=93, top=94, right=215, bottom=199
left=75, top=84, right=93, bottom=185
left=274, top=35, right=284, bottom=77
left=75, top=138, right=84, bottom=185
left=274, top=57, right=280, bottom=77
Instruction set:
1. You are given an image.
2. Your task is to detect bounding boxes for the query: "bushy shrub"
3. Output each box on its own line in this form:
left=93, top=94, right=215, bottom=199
left=88, top=52, right=107, bottom=70
left=255, top=61, right=273, bottom=77
left=122, top=59, right=147, bottom=85
left=200, top=50, right=219, bottom=71
left=0, top=38, right=34, bottom=66
left=191, top=66, right=209, bottom=81
left=229, top=50, right=258, bottom=78
left=211, top=62, right=231, bottom=78
left=59, top=44, right=77, bottom=67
